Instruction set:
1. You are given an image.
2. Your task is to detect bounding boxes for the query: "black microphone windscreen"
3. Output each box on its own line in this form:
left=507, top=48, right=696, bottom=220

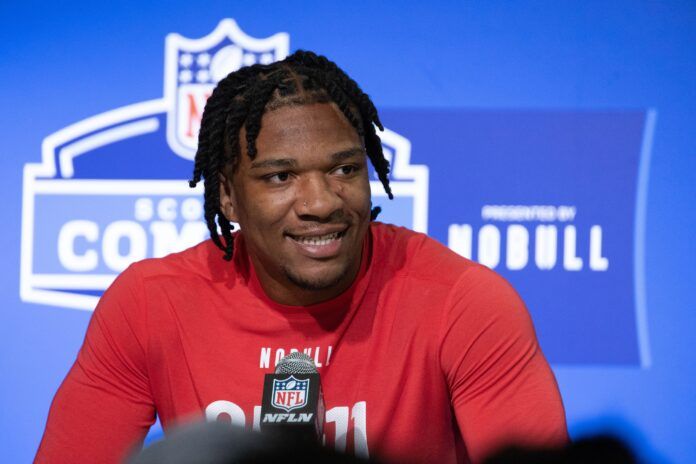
left=275, top=352, right=317, bottom=374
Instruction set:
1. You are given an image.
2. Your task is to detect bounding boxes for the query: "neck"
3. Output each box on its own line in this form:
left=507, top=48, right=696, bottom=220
left=254, top=258, right=362, bottom=306
left=243, top=237, right=367, bottom=307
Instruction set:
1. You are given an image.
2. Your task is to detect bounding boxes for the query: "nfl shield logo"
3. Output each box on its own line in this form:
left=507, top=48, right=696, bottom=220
left=164, top=19, right=289, bottom=160
left=271, top=376, right=310, bottom=412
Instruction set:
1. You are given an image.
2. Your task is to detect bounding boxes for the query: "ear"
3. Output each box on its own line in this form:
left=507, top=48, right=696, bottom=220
left=218, top=174, right=239, bottom=223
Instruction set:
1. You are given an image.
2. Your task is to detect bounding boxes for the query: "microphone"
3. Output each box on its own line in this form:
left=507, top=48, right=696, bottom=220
left=131, top=353, right=373, bottom=463
left=260, top=352, right=325, bottom=442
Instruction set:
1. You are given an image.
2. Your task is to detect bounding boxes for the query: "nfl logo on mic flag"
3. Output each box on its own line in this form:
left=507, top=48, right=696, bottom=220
left=261, top=373, right=323, bottom=433
left=271, top=376, right=309, bottom=412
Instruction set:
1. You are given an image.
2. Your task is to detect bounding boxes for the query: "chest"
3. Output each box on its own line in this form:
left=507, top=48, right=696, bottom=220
left=143, top=279, right=460, bottom=462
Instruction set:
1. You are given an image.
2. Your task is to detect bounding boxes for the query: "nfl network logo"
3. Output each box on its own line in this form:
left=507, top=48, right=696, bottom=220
left=20, top=19, right=430, bottom=311
left=271, top=376, right=309, bottom=412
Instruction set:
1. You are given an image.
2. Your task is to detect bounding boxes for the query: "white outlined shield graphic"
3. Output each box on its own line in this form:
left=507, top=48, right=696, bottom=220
left=271, top=376, right=309, bottom=412
left=164, top=19, right=289, bottom=160
left=371, top=128, right=429, bottom=234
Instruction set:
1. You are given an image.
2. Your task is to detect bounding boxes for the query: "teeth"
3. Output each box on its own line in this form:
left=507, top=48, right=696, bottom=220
left=294, top=232, right=340, bottom=246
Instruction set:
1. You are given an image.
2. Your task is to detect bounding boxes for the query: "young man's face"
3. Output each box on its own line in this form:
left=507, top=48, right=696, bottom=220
left=220, top=102, right=372, bottom=305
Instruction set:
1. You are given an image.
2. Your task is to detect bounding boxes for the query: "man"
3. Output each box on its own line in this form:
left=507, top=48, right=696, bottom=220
left=36, top=51, right=567, bottom=463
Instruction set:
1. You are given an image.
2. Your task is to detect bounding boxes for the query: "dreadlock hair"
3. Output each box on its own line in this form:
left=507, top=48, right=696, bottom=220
left=189, top=50, right=394, bottom=261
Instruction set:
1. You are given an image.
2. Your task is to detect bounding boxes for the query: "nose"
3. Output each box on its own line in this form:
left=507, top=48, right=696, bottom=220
left=295, top=173, right=343, bottom=220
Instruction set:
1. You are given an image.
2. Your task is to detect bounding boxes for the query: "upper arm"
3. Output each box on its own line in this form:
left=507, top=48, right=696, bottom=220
left=439, top=267, right=568, bottom=463
left=35, top=265, right=156, bottom=463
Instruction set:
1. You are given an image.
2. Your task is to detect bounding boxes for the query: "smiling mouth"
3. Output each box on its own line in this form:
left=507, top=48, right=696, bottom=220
left=287, top=230, right=347, bottom=246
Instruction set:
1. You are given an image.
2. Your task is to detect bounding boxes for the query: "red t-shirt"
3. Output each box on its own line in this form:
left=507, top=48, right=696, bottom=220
left=35, top=223, right=567, bottom=463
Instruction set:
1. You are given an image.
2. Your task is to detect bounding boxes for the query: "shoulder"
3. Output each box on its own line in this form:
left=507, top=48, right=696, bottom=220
left=370, top=222, right=528, bottom=323
left=96, top=240, right=218, bottom=308
left=126, top=239, right=231, bottom=283
left=370, top=222, right=479, bottom=286
left=98, top=239, right=236, bottom=326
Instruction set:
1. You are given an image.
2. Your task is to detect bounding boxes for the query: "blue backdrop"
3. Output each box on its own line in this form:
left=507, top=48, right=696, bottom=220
left=1, top=1, right=695, bottom=462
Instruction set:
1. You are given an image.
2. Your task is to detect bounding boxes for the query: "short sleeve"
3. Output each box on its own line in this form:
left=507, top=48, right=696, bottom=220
left=438, top=265, right=568, bottom=463
left=35, top=265, right=156, bottom=463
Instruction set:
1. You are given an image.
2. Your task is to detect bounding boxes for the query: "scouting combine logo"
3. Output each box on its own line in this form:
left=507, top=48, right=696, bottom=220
left=271, top=376, right=309, bottom=412
left=20, top=19, right=429, bottom=311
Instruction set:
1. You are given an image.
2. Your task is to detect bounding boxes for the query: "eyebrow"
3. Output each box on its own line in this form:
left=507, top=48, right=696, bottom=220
left=331, top=147, right=365, bottom=162
left=249, top=147, right=365, bottom=170
left=250, top=158, right=297, bottom=170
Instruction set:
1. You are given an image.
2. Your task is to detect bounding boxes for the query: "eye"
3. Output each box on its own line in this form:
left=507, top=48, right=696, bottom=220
left=333, top=165, right=359, bottom=177
left=265, top=172, right=291, bottom=184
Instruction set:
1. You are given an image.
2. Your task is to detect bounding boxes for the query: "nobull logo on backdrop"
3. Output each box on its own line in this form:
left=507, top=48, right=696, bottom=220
left=448, top=204, right=610, bottom=272
left=20, top=20, right=427, bottom=312
left=380, top=109, right=655, bottom=367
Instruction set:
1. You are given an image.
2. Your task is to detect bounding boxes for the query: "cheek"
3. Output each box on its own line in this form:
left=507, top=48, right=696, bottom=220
left=347, top=179, right=372, bottom=214
left=242, top=192, right=295, bottom=230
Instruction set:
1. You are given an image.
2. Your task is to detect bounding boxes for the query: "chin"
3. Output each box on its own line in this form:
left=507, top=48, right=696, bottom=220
left=283, top=264, right=350, bottom=292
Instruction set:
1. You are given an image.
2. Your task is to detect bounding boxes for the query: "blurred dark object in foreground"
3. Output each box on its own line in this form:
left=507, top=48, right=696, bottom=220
left=484, top=435, right=637, bottom=464
left=128, top=421, right=373, bottom=464
left=130, top=422, right=638, bottom=464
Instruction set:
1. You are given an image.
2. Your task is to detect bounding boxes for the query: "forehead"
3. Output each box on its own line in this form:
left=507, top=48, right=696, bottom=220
left=251, top=102, right=362, bottom=158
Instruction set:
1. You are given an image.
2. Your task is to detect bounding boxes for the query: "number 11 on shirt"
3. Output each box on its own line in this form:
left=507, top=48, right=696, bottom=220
left=205, top=400, right=369, bottom=457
